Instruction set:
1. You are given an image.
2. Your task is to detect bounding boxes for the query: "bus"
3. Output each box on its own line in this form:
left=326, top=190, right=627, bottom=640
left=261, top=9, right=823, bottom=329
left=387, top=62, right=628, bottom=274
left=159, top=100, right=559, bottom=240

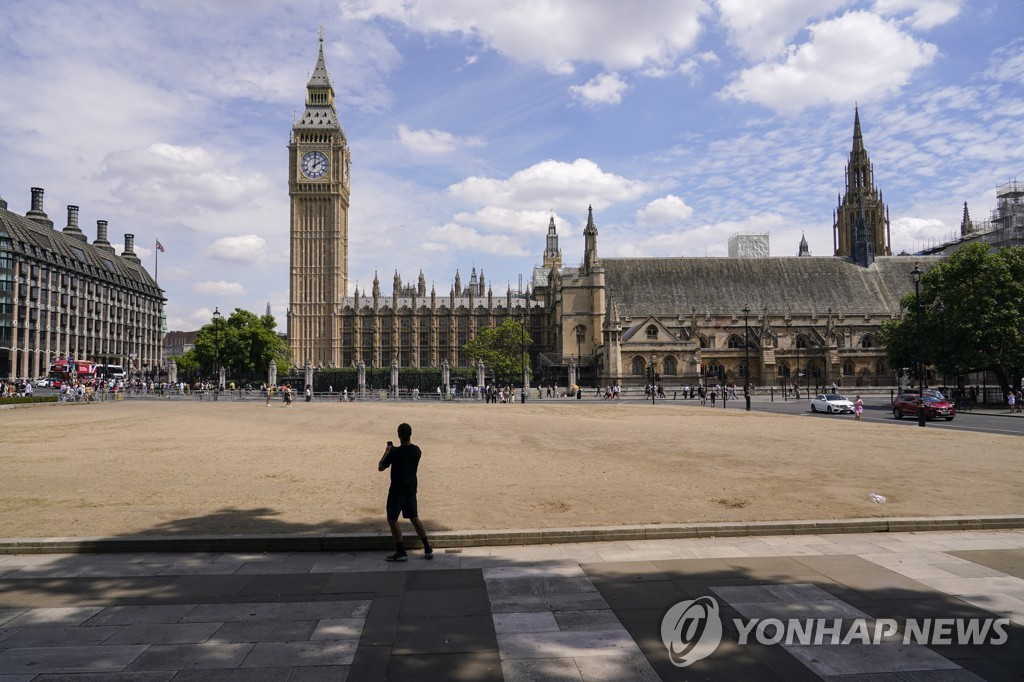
left=97, top=364, right=126, bottom=380
left=48, top=359, right=98, bottom=386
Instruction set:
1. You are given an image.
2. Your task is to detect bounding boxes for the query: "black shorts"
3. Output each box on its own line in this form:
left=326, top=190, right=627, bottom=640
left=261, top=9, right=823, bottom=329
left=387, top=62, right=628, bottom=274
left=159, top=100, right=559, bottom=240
left=386, top=490, right=418, bottom=520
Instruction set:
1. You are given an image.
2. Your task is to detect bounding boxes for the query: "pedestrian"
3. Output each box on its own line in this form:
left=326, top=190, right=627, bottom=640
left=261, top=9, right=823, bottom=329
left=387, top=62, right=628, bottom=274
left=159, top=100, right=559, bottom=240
left=1015, top=389, right=1023, bottom=414
left=1008, top=390, right=1016, bottom=414
left=854, top=394, right=864, bottom=422
left=305, top=385, right=312, bottom=403
left=378, top=423, right=432, bottom=562
left=283, top=384, right=293, bottom=407
left=266, top=384, right=273, bottom=406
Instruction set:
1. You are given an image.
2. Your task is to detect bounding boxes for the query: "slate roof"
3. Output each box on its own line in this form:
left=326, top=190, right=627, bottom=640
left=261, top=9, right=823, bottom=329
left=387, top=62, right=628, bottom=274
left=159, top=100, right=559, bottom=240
left=602, top=256, right=942, bottom=319
left=0, top=205, right=162, bottom=297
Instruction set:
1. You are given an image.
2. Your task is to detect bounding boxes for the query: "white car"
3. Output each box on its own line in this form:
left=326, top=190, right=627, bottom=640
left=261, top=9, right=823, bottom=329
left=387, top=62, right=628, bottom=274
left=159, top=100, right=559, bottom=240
left=810, top=393, right=855, bottom=414
left=35, top=378, right=49, bottom=387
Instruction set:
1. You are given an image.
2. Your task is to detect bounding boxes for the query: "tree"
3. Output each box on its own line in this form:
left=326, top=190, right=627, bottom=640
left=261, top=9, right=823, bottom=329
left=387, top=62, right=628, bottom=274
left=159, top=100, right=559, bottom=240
left=462, top=318, right=533, bottom=383
left=192, top=309, right=292, bottom=380
left=170, top=351, right=199, bottom=379
left=879, top=244, right=1024, bottom=393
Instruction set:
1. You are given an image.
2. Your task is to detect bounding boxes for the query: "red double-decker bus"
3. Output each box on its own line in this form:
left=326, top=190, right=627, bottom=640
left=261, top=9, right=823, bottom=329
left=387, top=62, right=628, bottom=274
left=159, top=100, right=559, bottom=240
left=47, top=359, right=99, bottom=386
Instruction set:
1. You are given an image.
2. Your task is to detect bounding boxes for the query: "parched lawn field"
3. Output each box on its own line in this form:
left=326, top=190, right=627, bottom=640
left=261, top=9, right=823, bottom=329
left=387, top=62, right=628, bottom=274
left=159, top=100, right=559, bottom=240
left=1, top=400, right=1020, bottom=538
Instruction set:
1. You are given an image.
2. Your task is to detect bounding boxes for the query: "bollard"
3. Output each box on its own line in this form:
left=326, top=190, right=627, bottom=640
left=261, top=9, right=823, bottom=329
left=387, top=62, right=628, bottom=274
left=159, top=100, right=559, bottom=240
left=770, top=387, right=774, bottom=402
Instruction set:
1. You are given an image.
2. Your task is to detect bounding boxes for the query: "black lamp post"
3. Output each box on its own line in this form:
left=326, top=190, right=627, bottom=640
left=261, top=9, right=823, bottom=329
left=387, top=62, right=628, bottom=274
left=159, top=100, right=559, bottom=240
left=576, top=324, right=585, bottom=400
left=743, top=305, right=751, bottom=411
left=521, top=306, right=527, bottom=404
left=795, top=335, right=801, bottom=399
left=911, top=263, right=926, bottom=427
left=212, top=307, right=221, bottom=390
left=650, top=354, right=657, bottom=405
left=938, top=302, right=947, bottom=393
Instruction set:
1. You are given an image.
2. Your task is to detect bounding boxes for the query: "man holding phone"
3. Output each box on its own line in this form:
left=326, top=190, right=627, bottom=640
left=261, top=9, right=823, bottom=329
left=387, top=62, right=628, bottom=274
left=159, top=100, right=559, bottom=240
left=377, top=422, right=433, bottom=561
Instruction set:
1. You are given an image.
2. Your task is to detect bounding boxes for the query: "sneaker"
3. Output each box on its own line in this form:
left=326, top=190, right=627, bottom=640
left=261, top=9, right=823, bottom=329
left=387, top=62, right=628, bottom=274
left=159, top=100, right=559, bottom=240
left=385, top=551, right=407, bottom=562
left=423, top=545, right=434, bottom=560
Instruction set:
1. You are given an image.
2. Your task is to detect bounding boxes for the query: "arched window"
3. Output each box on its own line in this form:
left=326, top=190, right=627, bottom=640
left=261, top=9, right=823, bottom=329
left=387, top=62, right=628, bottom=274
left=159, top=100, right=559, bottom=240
left=796, top=335, right=808, bottom=349
left=861, top=335, right=875, bottom=349
left=739, top=362, right=748, bottom=378
left=843, top=360, right=856, bottom=377
left=875, top=360, right=887, bottom=375
left=777, top=361, right=791, bottom=378
left=646, top=325, right=658, bottom=340
left=698, top=335, right=708, bottom=348
left=663, top=356, right=677, bottom=375
left=727, top=335, right=745, bottom=349
left=631, top=356, right=646, bottom=376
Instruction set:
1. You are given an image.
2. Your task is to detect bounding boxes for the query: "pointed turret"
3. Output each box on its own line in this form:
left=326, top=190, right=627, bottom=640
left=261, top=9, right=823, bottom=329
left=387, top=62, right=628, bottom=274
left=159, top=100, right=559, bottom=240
left=454, top=270, right=462, bottom=296
left=833, top=107, right=891, bottom=261
left=543, top=215, right=562, bottom=269
left=372, top=271, right=380, bottom=299
left=852, top=104, right=864, bottom=155
left=293, top=29, right=343, bottom=136
left=469, top=267, right=478, bottom=291
left=478, top=270, right=486, bottom=296
left=798, top=232, right=810, bottom=257
left=960, top=201, right=974, bottom=236
left=417, top=270, right=426, bottom=297
left=393, top=270, right=401, bottom=297
left=583, top=205, right=599, bottom=273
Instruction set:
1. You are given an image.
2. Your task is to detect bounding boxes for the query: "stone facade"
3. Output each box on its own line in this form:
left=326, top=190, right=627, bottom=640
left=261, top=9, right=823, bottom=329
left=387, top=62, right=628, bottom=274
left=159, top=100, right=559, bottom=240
left=0, top=188, right=165, bottom=379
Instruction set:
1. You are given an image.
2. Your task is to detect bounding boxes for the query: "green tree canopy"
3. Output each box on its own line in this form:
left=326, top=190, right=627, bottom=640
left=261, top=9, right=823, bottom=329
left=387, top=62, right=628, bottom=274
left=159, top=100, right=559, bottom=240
left=192, top=309, right=292, bottom=380
left=879, top=243, right=1024, bottom=392
left=462, top=318, right=533, bottom=383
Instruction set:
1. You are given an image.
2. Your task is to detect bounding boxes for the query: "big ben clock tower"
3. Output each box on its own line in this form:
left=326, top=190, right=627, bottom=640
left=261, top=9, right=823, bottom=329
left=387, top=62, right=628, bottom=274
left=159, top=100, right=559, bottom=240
left=288, top=30, right=350, bottom=367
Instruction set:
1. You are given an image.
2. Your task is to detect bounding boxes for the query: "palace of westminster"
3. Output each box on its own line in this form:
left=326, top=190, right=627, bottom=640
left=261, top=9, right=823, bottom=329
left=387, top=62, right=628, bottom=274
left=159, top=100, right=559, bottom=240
left=3, top=36, right=1021, bottom=385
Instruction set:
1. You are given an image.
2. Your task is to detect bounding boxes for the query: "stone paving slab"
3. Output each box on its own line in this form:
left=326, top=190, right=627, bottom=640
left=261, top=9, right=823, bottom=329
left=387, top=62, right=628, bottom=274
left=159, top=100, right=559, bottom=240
left=0, top=530, right=1022, bottom=679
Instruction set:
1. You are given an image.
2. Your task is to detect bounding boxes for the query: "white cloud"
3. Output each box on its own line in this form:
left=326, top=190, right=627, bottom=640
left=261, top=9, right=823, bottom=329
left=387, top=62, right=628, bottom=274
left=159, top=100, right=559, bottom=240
left=606, top=213, right=787, bottom=257
left=872, top=0, right=961, bottom=30
left=449, top=158, right=653, bottom=212
left=570, top=72, right=629, bottom=106
left=637, top=195, right=695, bottom=225
left=193, top=280, right=246, bottom=296
left=721, top=11, right=938, bottom=113
left=397, top=124, right=484, bottom=154
left=340, top=0, right=709, bottom=74
left=206, top=235, right=268, bottom=265
left=715, top=0, right=850, bottom=60
left=983, top=39, right=1024, bottom=86
left=426, top=222, right=528, bottom=256
left=100, top=143, right=270, bottom=214
left=889, top=215, right=951, bottom=252
left=453, top=207, right=560, bottom=234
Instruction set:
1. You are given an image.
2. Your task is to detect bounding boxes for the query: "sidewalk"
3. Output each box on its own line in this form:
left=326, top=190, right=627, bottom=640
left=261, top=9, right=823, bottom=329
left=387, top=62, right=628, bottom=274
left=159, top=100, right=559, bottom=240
left=1, top=529, right=1021, bottom=680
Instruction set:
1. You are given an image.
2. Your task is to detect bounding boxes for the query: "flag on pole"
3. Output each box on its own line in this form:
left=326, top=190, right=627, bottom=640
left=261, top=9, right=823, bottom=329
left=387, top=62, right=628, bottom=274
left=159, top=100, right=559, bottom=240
left=156, top=239, right=165, bottom=252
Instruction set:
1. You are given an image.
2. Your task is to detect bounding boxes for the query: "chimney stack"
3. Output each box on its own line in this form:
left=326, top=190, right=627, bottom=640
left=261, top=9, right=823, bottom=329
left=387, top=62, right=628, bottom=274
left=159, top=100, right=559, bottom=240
left=121, top=233, right=141, bottom=263
left=0, top=192, right=7, bottom=211
left=25, top=187, right=54, bottom=228
left=63, top=205, right=88, bottom=242
left=94, top=220, right=115, bottom=253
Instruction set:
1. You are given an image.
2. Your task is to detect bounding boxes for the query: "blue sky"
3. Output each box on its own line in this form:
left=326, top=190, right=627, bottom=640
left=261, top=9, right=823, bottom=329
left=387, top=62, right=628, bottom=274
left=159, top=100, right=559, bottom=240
left=1, top=0, right=1021, bottom=331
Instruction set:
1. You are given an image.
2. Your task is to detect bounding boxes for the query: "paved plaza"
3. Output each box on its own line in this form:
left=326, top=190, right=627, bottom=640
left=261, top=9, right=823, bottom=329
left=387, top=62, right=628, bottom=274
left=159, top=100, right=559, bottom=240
left=0, top=529, right=1022, bottom=680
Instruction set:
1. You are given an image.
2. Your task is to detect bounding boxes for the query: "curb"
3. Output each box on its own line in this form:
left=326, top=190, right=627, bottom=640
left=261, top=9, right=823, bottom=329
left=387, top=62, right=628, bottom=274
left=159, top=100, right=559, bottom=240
left=1, top=515, right=1021, bottom=555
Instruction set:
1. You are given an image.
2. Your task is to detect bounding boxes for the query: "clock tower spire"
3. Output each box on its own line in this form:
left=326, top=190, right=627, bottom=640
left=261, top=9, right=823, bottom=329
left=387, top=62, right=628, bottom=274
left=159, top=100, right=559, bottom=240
left=288, top=30, right=351, bottom=367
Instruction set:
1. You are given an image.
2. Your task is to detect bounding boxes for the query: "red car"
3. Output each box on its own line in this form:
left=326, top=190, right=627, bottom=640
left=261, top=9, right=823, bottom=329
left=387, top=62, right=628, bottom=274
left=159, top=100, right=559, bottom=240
left=892, top=392, right=955, bottom=421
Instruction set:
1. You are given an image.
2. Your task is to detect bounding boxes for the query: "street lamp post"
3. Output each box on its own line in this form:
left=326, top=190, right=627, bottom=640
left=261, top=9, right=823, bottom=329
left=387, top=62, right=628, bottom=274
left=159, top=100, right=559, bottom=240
left=938, top=302, right=947, bottom=393
left=912, top=263, right=926, bottom=428
left=650, top=354, right=657, bottom=405
left=575, top=325, right=585, bottom=401
left=795, top=336, right=801, bottom=400
left=521, top=307, right=527, bottom=404
left=743, top=305, right=751, bottom=411
left=212, top=307, right=221, bottom=392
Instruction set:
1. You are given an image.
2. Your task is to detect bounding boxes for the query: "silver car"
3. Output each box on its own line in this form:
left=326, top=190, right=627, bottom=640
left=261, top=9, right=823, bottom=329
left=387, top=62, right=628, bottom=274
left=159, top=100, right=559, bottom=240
left=810, top=393, right=855, bottom=414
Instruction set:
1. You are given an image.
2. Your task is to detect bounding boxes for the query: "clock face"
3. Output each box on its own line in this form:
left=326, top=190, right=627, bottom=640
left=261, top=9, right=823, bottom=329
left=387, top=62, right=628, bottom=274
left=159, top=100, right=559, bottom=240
left=300, top=151, right=329, bottom=179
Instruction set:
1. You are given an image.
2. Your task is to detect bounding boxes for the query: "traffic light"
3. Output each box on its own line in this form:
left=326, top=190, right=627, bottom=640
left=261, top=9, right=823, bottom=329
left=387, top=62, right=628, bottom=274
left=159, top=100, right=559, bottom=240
left=700, top=364, right=705, bottom=375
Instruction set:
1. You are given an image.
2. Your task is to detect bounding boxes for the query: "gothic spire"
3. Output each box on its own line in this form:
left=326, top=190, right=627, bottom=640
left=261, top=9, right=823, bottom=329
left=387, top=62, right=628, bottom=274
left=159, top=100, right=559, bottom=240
left=852, top=104, right=864, bottom=155
left=583, top=205, right=599, bottom=273
left=798, top=232, right=810, bottom=257
left=308, top=28, right=333, bottom=90
left=960, top=201, right=974, bottom=236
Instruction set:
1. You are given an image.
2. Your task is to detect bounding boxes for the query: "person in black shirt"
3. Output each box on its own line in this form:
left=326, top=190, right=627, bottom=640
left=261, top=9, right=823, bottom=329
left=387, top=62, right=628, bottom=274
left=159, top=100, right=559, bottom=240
left=378, top=423, right=433, bottom=561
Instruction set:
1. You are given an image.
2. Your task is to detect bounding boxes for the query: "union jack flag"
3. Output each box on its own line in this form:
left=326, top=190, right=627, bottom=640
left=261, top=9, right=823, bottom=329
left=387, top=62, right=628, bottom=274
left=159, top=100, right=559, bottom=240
left=156, top=239, right=165, bottom=253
